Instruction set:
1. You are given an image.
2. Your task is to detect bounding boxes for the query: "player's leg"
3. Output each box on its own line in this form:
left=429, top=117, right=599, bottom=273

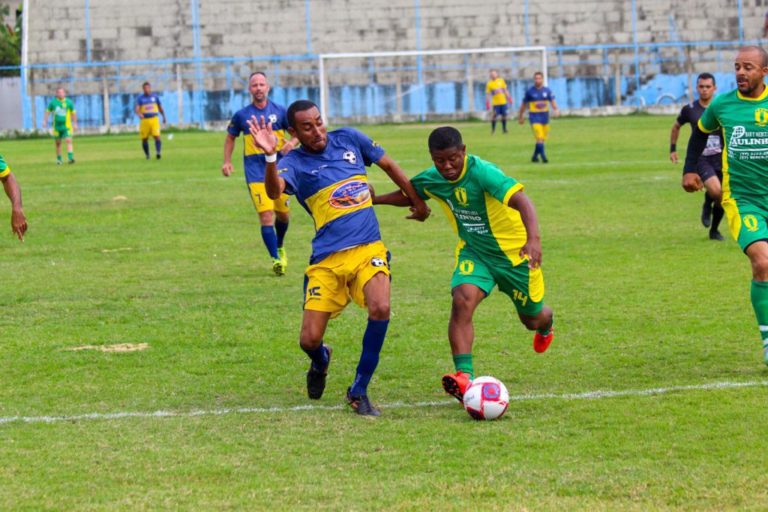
left=498, top=262, right=554, bottom=352
left=299, top=309, right=333, bottom=399
left=65, top=135, right=74, bottom=164
left=249, top=182, right=284, bottom=274
left=538, top=124, right=551, bottom=163
left=152, top=119, right=162, bottom=159
left=274, top=195, right=291, bottom=268
left=703, top=174, right=723, bottom=240
left=747, top=241, right=768, bottom=365
left=500, top=105, right=508, bottom=133
left=54, top=135, right=63, bottom=164
left=531, top=124, right=542, bottom=162
left=346, top=243, right=392, bottom=415
left=490, top=108, right=497, bottom=134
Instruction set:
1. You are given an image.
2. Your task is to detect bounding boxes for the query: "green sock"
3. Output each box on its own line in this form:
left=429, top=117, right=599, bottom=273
left=452, top=353, right=474, bottom=379
left=67, top=152, right=73, bottom=161
left=750, top=281, right=768, bottom=350
left=536, top=313, right=554, bottom=335
left=57, top=155, right=62, bottom=162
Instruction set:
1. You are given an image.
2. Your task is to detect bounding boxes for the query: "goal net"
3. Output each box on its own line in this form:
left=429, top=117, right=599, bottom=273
left=318, top=46, right=547, bottom=124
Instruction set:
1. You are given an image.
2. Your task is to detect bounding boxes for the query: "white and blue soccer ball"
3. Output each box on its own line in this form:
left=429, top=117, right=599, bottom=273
left=462, top=376, right=509, bottom=421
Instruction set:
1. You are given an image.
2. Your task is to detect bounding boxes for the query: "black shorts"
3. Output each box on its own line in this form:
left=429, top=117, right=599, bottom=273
left=697, top=154, right=723, bottom=183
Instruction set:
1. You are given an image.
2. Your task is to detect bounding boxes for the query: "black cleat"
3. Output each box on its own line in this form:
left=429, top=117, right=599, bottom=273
left=709, top=230, right=724, bottom=241
left=346, top=388, right=380, bottom=416
left=541, top=157, right=549, bottom=163
left=156, top=154, right=162, bottom=160
left=306, top=346, right=331, bottom=399
left=701, top=202, right=712, bottom=228
left=68, top=159, right=75, bottom=164
left=531, top=157, right=539, bottom=163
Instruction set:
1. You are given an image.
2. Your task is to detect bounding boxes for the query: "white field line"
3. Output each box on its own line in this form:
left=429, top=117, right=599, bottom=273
left=1, top=379, right=766, bottom=426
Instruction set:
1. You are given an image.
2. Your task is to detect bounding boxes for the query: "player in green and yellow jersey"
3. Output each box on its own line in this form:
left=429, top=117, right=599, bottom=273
left=43, top=87, right=77, bottom=164
left=485, top=69, right=513, bottom=134
left=684, top=46, right=768, bottom=365
left=373, top=126, right=554, bottom=401
left=0, top=154, right=27, bottom=241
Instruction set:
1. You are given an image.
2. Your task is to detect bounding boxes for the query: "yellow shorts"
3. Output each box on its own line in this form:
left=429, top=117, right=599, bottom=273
left=139, top=117, right=161, bottom=139
left=248, top=182, right=290, bottom=214
left=531, top=123, right=550, bottom=141
left=304, top=241, right=390, bottom=317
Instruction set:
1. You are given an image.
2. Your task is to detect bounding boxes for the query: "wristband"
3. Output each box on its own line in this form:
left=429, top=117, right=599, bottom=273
left=264, top=153, right=277, bottom=163
left=670, top=144, right=676, bottom=152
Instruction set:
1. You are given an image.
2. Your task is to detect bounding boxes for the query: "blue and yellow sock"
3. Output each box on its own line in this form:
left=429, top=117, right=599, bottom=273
left=349, top=319, right=389, bottom=396
left=261, top=226, right=279, bottom=259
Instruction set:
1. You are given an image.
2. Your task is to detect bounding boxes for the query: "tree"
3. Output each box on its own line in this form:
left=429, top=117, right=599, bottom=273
left=0, top=4, right=21, bottom=77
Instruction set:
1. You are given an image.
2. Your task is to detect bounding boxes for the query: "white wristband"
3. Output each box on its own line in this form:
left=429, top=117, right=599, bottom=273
left=264, top=153, right=277, bottom=163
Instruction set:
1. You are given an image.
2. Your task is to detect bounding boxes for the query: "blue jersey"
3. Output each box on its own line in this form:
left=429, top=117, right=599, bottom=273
left=136, top=93, right=162, bottom=118
left=522, top=86, right=555, bottom=125
left=228, top=100, right=290, bottom=183
left=278, top=127, right=386, bottom=264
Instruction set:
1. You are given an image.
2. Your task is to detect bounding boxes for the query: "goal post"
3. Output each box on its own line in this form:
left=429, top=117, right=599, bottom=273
left=318, top=46, right=547, bottom=124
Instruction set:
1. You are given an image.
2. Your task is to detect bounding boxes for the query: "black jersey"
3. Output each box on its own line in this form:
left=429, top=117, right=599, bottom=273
left=677, top=100, right=723, bottom=157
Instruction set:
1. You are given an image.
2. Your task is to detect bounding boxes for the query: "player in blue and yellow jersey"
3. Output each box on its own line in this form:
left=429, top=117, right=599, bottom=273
left=0, top=154, right=27, bottom=241
left=247, top=100, right=430, bottom=416
left=222, top=72, right=296, bottom=276
left=373, top=126, right=554, bottom=403
left=684, top=46, right=768, bottom=365
left=485, top=69, right=513, bottom=134
left=518, top=72, right=559, bottom=163
left=43, top=87, right=77, bottom=165
left=135, top=82, right=166, bottom=160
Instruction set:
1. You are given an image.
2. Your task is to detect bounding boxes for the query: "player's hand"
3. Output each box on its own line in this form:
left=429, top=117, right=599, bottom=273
left=520, top=236, right=542, bottom=269
left=221, top=162, right=233, bottom=177
left=517, top=117, right=525, bottom=125
left=670, top=151, right=679, bottom=164
left=406, top=198, right=431, bottom=222
left=682, top=173, right=704, bottom=193
left=11, top=208, right=26, bottom=242
left=485, top=101, right=491, bottom=110
left=246, top=115, right=278, bottom=155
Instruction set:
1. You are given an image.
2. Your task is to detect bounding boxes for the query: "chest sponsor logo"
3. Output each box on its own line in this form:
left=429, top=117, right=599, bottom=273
left=727, top=125, right=768, bottom=160
left=328, top=180, right=370, bottom=209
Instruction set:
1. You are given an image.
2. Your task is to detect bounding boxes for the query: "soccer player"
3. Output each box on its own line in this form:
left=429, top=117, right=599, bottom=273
left=222, top=72, right=296, bottom=275
left=246, top=100, right=430, bottom=416
left=485, top=69, right=513, bottom=134
left=0, top=154, right=27, bottom=241
left=372, top=126, right=554, bottom=402
left=669, top=72, right=725, bottom=241
left=42, top=87, right=77, bottom=165
left=683, top=46, right=768, bottom=365
left=135, top=82, right=166, bottom=160
left=517, top=71, right=559, bottom=163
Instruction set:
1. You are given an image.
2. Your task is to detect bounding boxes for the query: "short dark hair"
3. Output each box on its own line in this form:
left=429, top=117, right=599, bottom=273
left=287, top=100, right=319, bottom=128
left=697, top=72, right=716, bottom=85
left=249, top=71, right=267, bottom=81
left=534, top=71, right=544, bottom=78
left=428, top=126, right=463, bottom=151
left=142, top=81, right=150, bottom=87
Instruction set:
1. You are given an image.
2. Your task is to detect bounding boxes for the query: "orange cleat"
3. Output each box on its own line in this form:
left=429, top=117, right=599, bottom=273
left=442, top=371, right=472, bottom=402
left=533, top=328, right=554, bottom=353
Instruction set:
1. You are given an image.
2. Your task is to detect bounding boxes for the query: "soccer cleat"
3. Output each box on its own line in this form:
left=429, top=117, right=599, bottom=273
left=709, top=230, right=724, bottom=241
left=533, top=328, right=554, bottom=353
left=531, top=156, right=539, bottom=163
left=277, top=247, right=288, bottom=269
left=306, top=346, right=332, bottom=400
left=701, top=202, right=713, bottom=228
left=56, top=160, right=62, bottom=165
left=541, top=157, right=549, bottom=163
left=346, top=388, right=380, bottom=416
left=272, top=258, right=286, bottom=276
left=156, top=154, right=161, bottom=160
left=68, top=159, right=75, bottom=164
left=145, top=154, right=150, bottom=160
left=442, top=371, right=472, bottom=402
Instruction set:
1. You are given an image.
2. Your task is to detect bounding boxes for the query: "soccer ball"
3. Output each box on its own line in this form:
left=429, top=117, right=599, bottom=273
left=462, top=376, right=509, bottom=421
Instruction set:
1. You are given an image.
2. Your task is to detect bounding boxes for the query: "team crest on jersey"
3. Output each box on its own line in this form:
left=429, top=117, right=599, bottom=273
left=755, top=109, right=768, bottom=127
left=454, top=187, right=469, bottom=206
left=268, top=114, right=278, bottom=124
left=328, top=180, right=370, bottom=209
left=342, top=151, right=357, bottom=164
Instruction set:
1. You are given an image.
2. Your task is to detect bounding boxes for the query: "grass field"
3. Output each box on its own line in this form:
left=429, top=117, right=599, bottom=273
left=2, top=116, right=767, bottom=510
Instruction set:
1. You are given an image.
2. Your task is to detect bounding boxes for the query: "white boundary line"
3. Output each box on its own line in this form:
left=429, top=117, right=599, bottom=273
left=2, top=379, right=767, bottom=426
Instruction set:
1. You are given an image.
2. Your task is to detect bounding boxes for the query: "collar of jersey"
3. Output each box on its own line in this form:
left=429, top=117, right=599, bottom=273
left=737, top=84, right=768, bottom=102
left=448, top=155, right=469, bottom=183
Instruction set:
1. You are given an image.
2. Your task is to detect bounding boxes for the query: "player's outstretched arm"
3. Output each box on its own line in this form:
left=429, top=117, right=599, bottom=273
left=669, top=122, right=682, bottom=163
left=372, top=188, right=413, bottom=207
left=246, top=115, right=285, bottom=199
left=375, top=155, right=430, bottom=221
left=508, top=191, right=542, bottom=268
left=1, top=172, right=27, bottom=242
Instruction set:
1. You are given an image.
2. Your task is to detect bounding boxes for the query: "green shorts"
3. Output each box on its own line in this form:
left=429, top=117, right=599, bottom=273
left=451, top=244, right=545, bottom=316
left=53, top=126, right=71, bottom=139
left=722, top=198, right=768, bottom=252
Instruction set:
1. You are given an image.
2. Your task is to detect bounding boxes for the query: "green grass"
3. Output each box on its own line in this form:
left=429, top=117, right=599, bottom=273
left=1, top=117, right=767, bottom=510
